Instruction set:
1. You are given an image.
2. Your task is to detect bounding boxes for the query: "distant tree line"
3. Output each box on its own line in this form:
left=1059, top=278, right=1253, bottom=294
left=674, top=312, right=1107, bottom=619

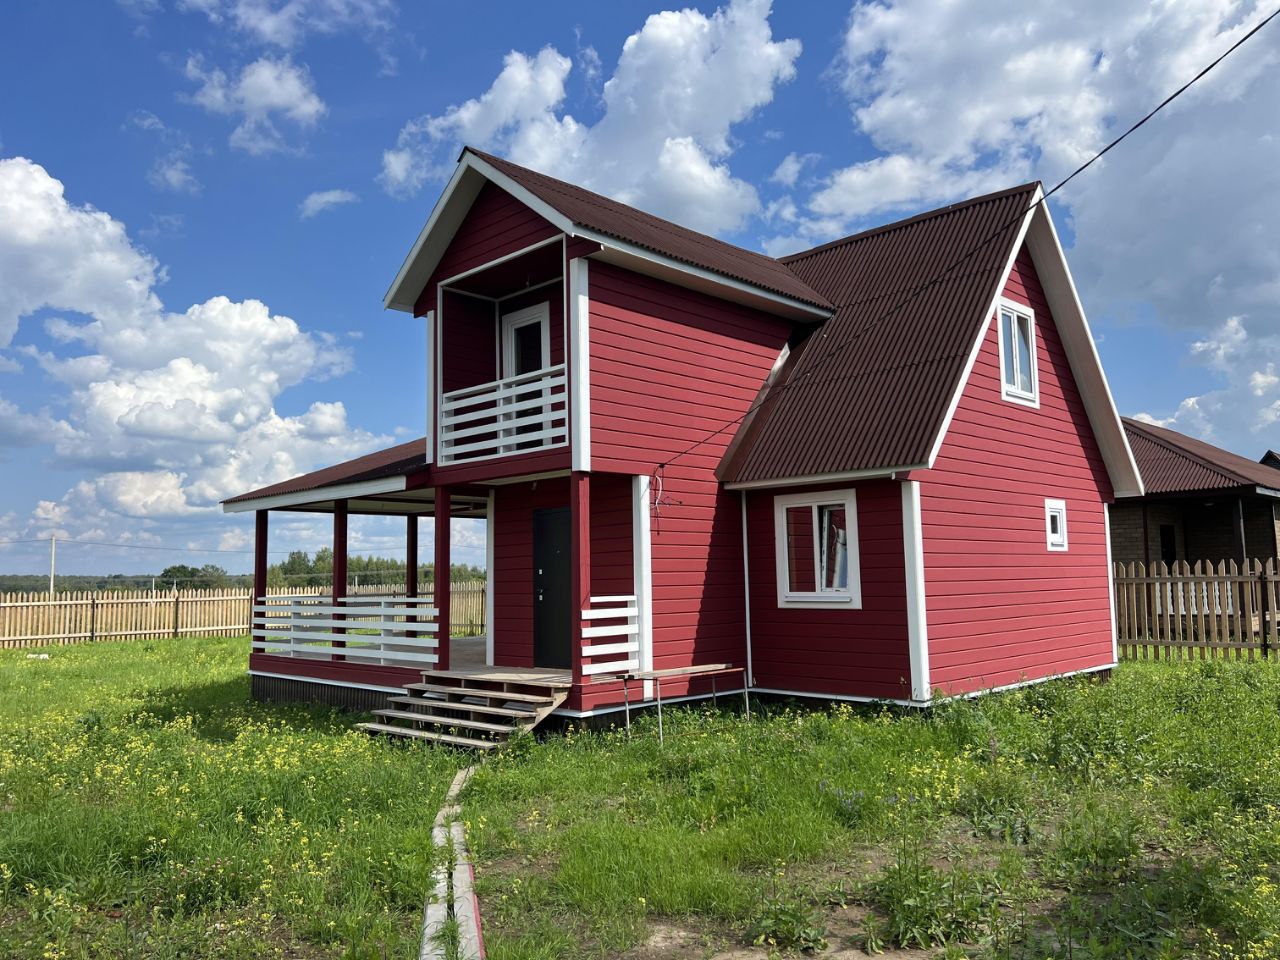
left=0, top=553, right=485, bottom=594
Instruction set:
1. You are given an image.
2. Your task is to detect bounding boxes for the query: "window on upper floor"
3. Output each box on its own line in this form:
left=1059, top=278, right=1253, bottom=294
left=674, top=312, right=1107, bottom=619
left=774, top=490, right=862, bottom=608
left=1045, top=498, right=1068, bottom=551
left=998, top=299, right=1038, bottom=407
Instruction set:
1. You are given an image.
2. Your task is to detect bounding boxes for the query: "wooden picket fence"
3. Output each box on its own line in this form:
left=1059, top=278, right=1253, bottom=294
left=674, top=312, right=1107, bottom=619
left=1114, top=560, right=1279, bottom=660
left=0, top=580, right=486, bottom=649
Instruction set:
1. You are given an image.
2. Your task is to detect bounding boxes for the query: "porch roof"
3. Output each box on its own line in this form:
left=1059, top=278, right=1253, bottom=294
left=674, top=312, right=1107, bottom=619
left=1123, top=418, right=1280, bottom=498
left=220, top=438, right=486, bottom=516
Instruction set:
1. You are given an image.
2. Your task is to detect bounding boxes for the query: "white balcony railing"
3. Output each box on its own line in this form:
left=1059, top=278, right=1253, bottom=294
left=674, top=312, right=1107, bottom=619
left=251, top=595, right=438, bottom=669
left=580, top=595, right=640, bottom=677
left=439, top=364, right=568, bottom=464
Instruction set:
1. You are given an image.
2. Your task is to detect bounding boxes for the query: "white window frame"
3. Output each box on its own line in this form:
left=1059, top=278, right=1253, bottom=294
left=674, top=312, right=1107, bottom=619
left=773, top=489, right=862, bottom=609
left=1045, top=498, right=1068, bottom=551
left=500, top=302, right=551, bottom=377
left=997, top=298, right=1039, bottom=407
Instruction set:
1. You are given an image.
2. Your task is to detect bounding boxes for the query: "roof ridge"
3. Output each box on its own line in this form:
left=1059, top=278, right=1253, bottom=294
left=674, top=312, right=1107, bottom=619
left=1122, top=417, right=1248, bottom=488
left=779, top=181, right=1042, bottom=265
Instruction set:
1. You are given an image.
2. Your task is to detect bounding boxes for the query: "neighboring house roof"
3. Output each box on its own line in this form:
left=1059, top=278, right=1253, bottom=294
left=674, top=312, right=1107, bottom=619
left=1122, top=418, right=1280, bottom=496
left=223, top=438, right=428, bottom=509
left=383, top=148, right=831, bottom=320
left=1262, top=449, right=1280, bottom=470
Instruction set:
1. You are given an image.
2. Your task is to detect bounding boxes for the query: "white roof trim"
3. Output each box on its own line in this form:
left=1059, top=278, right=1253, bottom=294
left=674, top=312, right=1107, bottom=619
left=222, top=476, right=409, bottom=513
left=383, top=151, right=831, bottom=322
left=923, top=191, right=1143, bottom=499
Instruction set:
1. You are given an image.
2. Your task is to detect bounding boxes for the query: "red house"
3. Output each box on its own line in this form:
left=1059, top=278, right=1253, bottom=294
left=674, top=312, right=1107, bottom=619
left=223, top=149, right=1142, bottom=746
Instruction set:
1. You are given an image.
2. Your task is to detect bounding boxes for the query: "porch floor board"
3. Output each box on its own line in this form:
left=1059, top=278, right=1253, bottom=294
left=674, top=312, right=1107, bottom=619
left=443, top=635, right=572, bottom=688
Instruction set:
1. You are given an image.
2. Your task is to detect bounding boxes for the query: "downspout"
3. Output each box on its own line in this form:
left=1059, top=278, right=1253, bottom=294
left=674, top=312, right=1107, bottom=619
left=740, top=490, right=754, bottom=688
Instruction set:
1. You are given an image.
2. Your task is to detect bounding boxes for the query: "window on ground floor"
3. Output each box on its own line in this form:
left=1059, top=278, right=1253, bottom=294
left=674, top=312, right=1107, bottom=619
left=774, top=489, right=861, bottom=608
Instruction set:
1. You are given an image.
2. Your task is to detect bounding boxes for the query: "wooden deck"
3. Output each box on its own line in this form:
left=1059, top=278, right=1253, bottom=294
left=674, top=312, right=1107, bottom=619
left=444, top=635, right=573, bottom=688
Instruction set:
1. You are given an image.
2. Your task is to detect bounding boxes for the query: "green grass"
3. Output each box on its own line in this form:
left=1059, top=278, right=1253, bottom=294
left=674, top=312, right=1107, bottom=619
left=0, top=636, right=464, bottom=959
left=463, top=661, right=1280, bottom=959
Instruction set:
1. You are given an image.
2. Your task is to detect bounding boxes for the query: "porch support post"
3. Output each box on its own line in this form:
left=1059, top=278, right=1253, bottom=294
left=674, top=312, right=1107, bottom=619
left=434, top=488, right=451, bottom=670
left=406, top=514, right=419, bottom=598
left=333, top=500, right=348, bottom=657
left=252, top=510, right=269, bottom=603
left=1235, top=497, right=1248, bottom=563
left=570, top=471, right=591, bottom=686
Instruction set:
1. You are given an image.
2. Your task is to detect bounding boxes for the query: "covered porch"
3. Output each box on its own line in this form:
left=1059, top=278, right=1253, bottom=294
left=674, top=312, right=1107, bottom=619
left=221, top=443, right=653, bottom=715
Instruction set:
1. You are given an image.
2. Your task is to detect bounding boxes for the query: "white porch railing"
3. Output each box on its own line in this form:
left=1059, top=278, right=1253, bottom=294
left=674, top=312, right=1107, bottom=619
left=439, top=364, right=568, bottom=464
left=580, top=595, right=639, bottom=677
left=252, top=594, right=438, bottom=668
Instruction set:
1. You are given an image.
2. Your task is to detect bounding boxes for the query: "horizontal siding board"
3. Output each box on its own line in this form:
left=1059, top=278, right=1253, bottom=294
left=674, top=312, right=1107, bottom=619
left=921, top=245, right=1114, bottom=696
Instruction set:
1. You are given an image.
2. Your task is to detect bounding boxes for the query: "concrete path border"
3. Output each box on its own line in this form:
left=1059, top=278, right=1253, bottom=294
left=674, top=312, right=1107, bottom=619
left=421, top=764, right=485, bottom=960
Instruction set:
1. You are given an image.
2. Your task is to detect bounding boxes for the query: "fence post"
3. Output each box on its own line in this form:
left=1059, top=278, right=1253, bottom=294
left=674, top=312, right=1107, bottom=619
left=172, top=591, right=180, bottom=638
left=89, top=593, right=97, bottom=644
left=1263, top=560, right=1274, bottom=659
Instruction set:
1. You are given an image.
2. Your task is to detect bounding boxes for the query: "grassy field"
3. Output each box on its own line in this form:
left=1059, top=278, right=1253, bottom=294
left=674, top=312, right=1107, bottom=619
left=464, top=661, right=1280, bottom=960
left=0, top=636, right=464, bottom=960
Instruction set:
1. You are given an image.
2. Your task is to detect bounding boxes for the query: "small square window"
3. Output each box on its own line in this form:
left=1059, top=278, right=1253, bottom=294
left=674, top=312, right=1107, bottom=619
left=1045, top=499, right=1068, bottom=551
left=998, top=300, right=1038, bottom=406
left=774, top=491, right=861, bottom=608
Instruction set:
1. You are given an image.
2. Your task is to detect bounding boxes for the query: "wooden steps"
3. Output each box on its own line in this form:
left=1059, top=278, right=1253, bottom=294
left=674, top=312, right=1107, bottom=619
left=358, top=669, right=568, bottom=750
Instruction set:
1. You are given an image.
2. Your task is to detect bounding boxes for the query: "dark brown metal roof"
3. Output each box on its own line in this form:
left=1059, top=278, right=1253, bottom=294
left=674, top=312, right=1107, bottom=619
left=223, top=437, right=427, bottom=505
left=720, top=183, right=1039, bottom=484
left=1123, top=418, right=1280, bottom=496
left=466, top=148, right=831, bottom=311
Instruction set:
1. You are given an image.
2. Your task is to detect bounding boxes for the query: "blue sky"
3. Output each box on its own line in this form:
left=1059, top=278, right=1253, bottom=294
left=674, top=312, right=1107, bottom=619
left=0, top=0, right=1277, bottom=575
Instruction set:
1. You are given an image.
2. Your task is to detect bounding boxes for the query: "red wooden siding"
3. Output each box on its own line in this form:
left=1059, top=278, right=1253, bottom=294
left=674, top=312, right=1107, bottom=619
left=440, top=290, right=495, bottom=393
left=491, top=472, right=634, bottom=711
left=414, top=181, right=560, bottom=316
left=920, top=245, right=1115, bottom=695
left=588, top=263, right=793, bottom=699
left=746, top=480, right=912, bottom=700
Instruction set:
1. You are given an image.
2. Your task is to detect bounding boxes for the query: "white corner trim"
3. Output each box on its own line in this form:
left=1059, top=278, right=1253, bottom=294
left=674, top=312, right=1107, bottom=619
left=926, top=197, right=1037, bottom=467
left=901, top=480, right=930, bottom=703
left=1104, top=503, right=1118, bottom=664
left=772, top=488, right=862, bottom=609
left=996, top=297, right=1041, bottom=409
left=1024, top=202, right=1144, bottom=497
left=740, top=490, right=754, bottom=688
left=485, top=489, right=496, bottom=667
left=570, top=258, right=592, bottom=471
left=632, top=474, right=655, bottom=698
left=223, top=476, right=409, bottom=513
left=424, top=309, right=435, bottom=465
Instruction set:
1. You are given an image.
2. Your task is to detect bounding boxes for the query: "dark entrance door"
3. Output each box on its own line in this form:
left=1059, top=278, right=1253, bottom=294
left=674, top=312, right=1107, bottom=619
left=533, top=507, right=572, bottom=668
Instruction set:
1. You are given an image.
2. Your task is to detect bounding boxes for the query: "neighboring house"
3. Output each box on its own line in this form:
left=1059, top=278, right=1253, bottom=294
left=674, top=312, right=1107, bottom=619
left=1111, top=418, right=1280, bottom=568
left=223, top=147, right=1141, bottom=740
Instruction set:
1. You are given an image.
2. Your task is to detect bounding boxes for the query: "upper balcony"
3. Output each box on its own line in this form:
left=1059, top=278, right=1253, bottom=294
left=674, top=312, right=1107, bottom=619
left=430, top=238, right=574, bottom=468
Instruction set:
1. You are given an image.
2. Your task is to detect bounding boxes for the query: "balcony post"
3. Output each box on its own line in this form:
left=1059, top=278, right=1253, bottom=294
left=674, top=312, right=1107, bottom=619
left=406, top=514, right=419, bottom=598
left=434, top=489, right=451, bottom=670
left=333, top=500, right=348, bottom=659
left=570, top=471, right=591, bottom=686
left=252, top=510, right=269, bottom=603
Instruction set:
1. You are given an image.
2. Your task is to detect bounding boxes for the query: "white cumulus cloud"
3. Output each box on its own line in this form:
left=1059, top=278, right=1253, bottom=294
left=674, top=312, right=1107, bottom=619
left=186, top=55, right=327, bottom=155
left=299, top=188, right=358, bottom=219
left=379, top=0, right=801, bottom=237
left=0, top=157, right=390, bottom=546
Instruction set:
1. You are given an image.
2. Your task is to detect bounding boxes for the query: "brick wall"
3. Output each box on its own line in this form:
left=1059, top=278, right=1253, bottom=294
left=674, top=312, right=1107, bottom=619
left=1108, top=501, right=1185, bottom=566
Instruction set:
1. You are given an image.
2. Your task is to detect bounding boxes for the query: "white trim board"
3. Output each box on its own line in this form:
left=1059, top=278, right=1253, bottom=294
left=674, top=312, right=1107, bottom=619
left=632, top=474, right=655, bottom=699
left=901, top=480, right=930, bottom=703
left=570, top=258, right=592, bottom=471
left=248, top=670, right=407, bottom=695
left=223, top=476, right=409, bottom=514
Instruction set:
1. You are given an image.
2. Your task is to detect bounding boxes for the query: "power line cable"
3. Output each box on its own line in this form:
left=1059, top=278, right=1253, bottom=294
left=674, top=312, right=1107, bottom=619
left=654, top=4, right=1280, bottom=476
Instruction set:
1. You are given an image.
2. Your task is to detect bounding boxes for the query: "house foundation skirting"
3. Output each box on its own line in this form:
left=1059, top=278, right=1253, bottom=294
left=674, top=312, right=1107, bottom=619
left=250, top=672, right=405, bottom=712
